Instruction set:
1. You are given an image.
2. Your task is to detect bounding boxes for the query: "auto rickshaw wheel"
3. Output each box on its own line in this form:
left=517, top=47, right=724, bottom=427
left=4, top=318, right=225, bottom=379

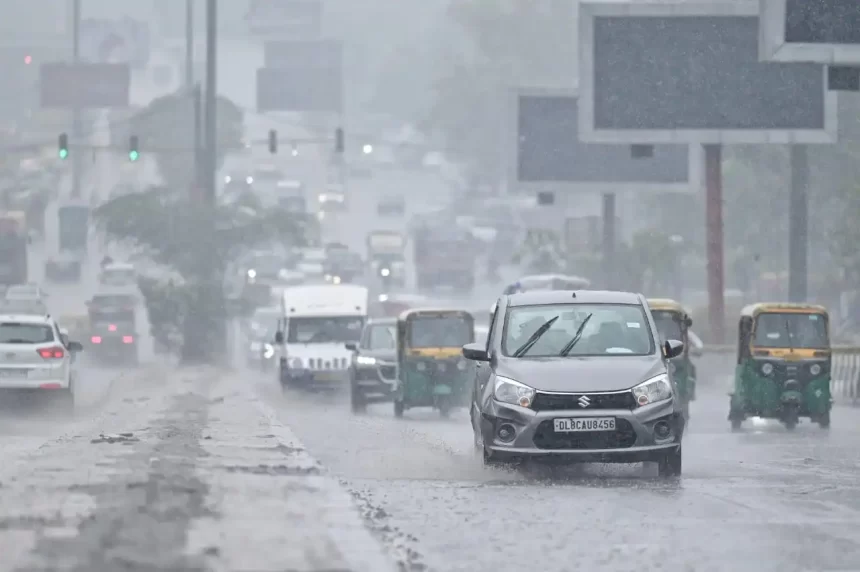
left=393, top=399, right=404, bottom=418
left=730, top=418, right=743, bottom=431
left=657, top=445, right=682, bottom=477
left=783, top=406, right=799, bottom=430
left=818, top=412, right=831, bottom=429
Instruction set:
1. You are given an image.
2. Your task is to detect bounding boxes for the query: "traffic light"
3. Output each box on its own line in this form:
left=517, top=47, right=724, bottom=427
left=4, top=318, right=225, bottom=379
left=335, top=127, right=344, bottom=153
left=23, top=55, right=32, bottom=65
left=268, top=129, right=277, bottom=153
left=58, top=133, right=68, bottom=159
left=128, top=135, right=139, bottom=161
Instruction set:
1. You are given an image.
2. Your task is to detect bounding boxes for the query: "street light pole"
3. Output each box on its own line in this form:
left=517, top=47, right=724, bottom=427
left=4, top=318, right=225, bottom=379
left=71, top=0, right=82, bottom=199
left=204, top=0, right=217, bottom=206
left=185, top=0, right=194, bottom=87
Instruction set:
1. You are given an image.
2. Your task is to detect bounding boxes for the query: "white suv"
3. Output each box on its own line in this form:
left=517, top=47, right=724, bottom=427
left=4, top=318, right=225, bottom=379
left=0, top=314, right=82, bottom=409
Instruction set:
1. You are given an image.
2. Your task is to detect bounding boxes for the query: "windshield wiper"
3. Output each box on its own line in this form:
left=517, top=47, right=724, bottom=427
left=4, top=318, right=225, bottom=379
left=559, top=313, right=594, bottom=357
left=784, top=319, right=794, bottom=353
left=513, top=316, right=559, bottom=357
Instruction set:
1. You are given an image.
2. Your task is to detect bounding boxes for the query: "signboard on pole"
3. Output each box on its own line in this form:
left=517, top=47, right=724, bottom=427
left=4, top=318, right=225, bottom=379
left=760, top=0, right=860, bottom=64
left=39, top=63, right=130, bottom=109
left=255, top=40, right=343, bottom=113
left=510, top=88, right=699, bottom=193
left=578, top=0, right=837, bottom=144
left=246, top=0, right=323, bottom=38
left=80, top=18, right=150, bottom=68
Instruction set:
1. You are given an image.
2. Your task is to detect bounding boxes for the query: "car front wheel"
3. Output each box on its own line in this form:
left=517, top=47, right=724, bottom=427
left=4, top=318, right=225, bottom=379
left=657, top=445, right=682, bottom=477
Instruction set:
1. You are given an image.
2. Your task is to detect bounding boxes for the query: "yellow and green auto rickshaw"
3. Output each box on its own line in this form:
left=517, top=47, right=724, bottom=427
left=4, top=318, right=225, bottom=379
left=728, top=303, right=832, bottom=431
left=393, top=309, right=475, bottom=418
left=648, top=298, right=697, bottom=420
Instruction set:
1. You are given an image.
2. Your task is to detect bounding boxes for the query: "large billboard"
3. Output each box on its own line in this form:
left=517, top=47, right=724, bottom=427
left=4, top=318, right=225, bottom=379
left=760, top=0, right=860, bottom=64
left=39, top=62, right=130, bottom=109
left=246, top=0, right=323, bottom=38
left=509, top=88, right=700, bottom=193
left=578, top=0, right=838, bottom=144
left=264, top=40, right=341, bottom=69
left=255, top=67, right=341, bottom=112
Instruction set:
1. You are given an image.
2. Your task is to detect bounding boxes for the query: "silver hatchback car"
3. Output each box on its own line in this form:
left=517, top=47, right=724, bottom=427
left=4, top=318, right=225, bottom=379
left=464, top=290, right=685, bottom=477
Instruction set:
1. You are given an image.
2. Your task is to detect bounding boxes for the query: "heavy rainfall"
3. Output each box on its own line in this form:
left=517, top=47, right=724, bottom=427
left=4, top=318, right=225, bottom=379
left=0, top=0, right=859, bottom=570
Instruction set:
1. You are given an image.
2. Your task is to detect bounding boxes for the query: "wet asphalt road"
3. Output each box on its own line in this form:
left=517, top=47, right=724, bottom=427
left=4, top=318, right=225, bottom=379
left=247, top=362, right=860, bottom=572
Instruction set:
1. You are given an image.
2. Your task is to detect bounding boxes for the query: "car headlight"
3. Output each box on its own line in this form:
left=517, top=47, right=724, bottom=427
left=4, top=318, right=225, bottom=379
left=761, top=362, right=774, bottom=376
left=632, top=374, right=673, bottom=407
left=810, top=363, right=821, bottom=376
left=289, top=357, right=303, bottom=368
left=456, top=360, right=468, bottom=371
left=332, top=275, right=341, bottom=284
left=247, top=269, right=257, bottom=279
left=263, top=344, right=275, bottom=359
left=380, top=267, right=390, bottom=277
left=278, top=268, right=289, bottom=279
left=356, top=355, right=377, bottom=366
left=493, top=376, right=535, bottom=408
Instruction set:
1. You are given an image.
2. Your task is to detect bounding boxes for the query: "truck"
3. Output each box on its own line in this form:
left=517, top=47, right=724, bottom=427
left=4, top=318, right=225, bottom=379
left=367, top=231, right=407, bottom=289
left=58, top=202, right=90, bottom=253
left=0, top=211, right=28, bottom=286
left=412, top=226, right=475, bottom=293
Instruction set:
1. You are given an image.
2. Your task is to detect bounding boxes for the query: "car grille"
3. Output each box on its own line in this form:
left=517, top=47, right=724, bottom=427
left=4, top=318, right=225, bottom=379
left=531, top=391, right=636, bottom=412
left=532, top=419, right=637, bottom=450
left=306, top=357, right=349, bottom=370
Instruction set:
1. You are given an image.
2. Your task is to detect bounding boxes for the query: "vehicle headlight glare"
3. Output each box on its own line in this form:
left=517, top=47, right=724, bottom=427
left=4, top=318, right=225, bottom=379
left=247, top=269, right=257, bottom=278
left=810, top=363, right=821, bottom=376
left=356, top=355, right=376, bottom=366
left=263, top=344, right=275, bottom=359
left=493, top=376, right=535, bottom=408
left=380, top=268, right=390, bottom=277
left=332, top=276, right=341, bottom=284
left=632, top=374, right=673, bottom=407
left=761, top=362, right=774, bottom=376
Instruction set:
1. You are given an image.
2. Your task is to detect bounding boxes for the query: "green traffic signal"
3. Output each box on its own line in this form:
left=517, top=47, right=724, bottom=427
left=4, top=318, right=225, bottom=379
left=58, top=148, right=68, bottom=159
left=129, top=150, right=139, bottom=161
left=128, top=135, right=139, bottom=162
left=58, top=132, right=68, bottom=159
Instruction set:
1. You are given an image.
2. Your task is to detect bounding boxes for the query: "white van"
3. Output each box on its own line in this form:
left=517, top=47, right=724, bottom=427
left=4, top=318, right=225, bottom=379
left=275, top=284, right=368, bottom=387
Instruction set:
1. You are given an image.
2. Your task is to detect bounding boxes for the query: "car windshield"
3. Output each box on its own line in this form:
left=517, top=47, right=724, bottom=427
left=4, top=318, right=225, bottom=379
left=753, top=312, right=829, bottom=349
left=92, top=295, right=135, bottom=308
left=1, top=300, right=47, bottom=314
left=366, top=324, right=396, bottom=350
left=408, top=315, right=472, bottom=348
left=502, top=303, right=655, bottom=357
left=287, top=316, right=364, bottom=344
left=102, top=269, right=136, bottom=285
left=652, top=311, right=684, bottom=342
left=0, top=322, right=54, bottom=343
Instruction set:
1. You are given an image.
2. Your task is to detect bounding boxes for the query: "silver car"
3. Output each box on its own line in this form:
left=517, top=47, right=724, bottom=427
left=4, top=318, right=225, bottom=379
left=464, top=290, right=685, bottom=477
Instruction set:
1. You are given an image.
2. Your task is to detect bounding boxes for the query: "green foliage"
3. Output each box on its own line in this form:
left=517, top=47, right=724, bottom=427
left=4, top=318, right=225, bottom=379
left=127, top=91, right=243, bottom=190
left=425, top=0, right=576, bottom=182
left=94, top=187, right=308, bottom=362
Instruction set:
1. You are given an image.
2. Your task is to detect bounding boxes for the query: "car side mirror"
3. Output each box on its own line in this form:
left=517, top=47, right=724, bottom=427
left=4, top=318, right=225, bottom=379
left=345, top=342, right=358, bottom=351
left=462, top=342, right=489, bottom=362
left=274, top=331, right=284, bottom=344
left=664, top=339, right=684, bottom=360
left=67, top=341, right=83, bottom=352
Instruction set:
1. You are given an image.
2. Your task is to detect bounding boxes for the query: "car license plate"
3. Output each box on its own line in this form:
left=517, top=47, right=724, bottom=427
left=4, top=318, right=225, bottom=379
left=0, top=370, right=27, bottom=378
left=553, top=417, right=616, bottom=432
left=313, top=371, right=341, bottom=382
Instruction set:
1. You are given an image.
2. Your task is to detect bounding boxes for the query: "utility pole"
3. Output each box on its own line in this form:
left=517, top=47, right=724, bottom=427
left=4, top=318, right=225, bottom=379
left=185, top=0, right=194, bottom=87
left=71, top=0, right=82, bottom=199
left=203, top=0, right=217, bottom=206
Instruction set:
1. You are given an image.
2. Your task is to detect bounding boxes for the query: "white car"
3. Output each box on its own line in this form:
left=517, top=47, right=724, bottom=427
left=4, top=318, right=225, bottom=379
left=0, top=314, right=82, bottom=409
left=5, top=283, right=46, bottom=301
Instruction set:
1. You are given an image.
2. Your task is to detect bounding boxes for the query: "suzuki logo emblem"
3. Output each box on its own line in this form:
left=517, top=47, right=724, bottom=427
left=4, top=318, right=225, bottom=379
left=578, top=395, right=591, bottom=408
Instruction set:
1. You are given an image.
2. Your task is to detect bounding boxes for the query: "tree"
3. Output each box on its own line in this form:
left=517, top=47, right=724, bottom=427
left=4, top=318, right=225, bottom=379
left=94, top=187, right=309, bottom=362
left=123, top=92, right=243, bottom=191
left=424, top=0, right=577, bottom=183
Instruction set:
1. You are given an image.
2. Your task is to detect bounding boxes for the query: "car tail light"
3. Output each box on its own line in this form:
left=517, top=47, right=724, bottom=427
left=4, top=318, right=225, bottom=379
left=91, top=336, right=102, bottom=344
left=38, top=347, right=64, bottom=359
left=122, top=336, right=134, bottom=344
left=39, top=383, right=62, bottom=389
left=108, top=324, right=117, bottom=332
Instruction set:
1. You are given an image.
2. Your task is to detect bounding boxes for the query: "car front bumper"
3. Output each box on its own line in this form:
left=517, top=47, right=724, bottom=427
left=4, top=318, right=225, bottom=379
left=480, top=397, right=683, bottom=463
left=280, top=366, right=348, bottom=386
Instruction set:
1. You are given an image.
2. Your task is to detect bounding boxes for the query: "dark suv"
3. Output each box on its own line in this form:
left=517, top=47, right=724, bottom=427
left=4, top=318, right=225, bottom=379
left=345, top=318, right=398, bottom=413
